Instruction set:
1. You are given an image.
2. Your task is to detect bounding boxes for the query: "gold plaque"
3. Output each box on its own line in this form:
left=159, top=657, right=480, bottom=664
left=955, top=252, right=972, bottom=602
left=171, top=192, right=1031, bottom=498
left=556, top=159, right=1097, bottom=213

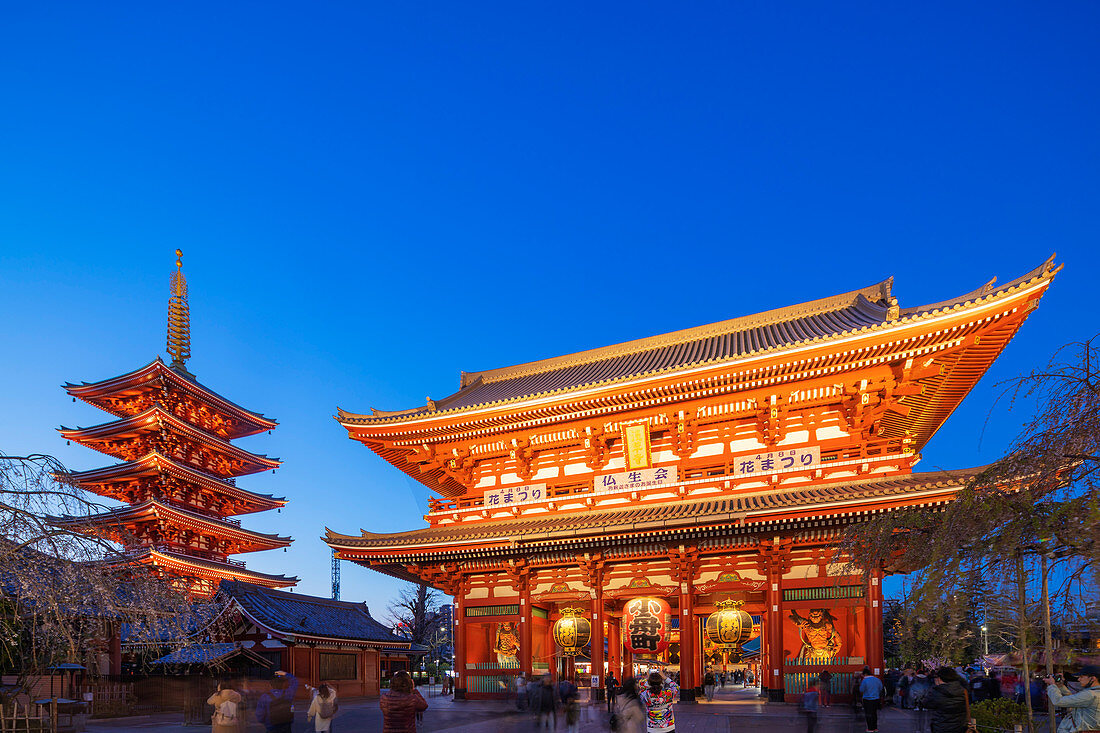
left=621, top=422, right=652, bottom=470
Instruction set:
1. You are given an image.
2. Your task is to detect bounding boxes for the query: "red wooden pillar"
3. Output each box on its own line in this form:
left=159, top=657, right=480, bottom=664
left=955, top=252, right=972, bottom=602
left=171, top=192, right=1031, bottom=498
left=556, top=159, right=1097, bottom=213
left=765, top=552, right=785, bottom=702
left=591, top=579, right=605, bottom=700
left=608, top=613, right=621, bottom=684
left=520, top=585, right=533, bottom=679
left=679, top=583, right=696, bottom=702
left=455, top=593, right=467, bottom=698
left=623, top=647, right=633, bottom=681
left=867, top=567, right=884, bottom=676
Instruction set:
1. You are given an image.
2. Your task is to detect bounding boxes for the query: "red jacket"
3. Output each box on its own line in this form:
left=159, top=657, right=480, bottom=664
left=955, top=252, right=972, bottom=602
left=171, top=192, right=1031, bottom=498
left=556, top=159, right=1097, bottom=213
left=379, top=690, right=427, bottom=733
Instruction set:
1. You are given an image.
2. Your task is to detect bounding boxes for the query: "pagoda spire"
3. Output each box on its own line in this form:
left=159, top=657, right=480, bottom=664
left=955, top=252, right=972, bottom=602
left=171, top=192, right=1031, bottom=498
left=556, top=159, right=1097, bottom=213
left=167, top=248, right=193, bottom=378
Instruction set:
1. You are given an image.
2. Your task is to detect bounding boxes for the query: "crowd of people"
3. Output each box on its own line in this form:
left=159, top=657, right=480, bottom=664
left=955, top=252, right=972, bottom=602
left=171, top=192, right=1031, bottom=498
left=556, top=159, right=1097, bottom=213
left=792, top=662, right=1100, bottom=733
left=203, top=670, right=342, bottom=733
left=202, top=660, right=1099, bottom=733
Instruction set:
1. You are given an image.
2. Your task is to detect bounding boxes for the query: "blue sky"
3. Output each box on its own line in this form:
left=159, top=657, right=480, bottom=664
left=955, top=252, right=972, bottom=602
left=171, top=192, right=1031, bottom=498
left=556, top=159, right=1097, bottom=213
left=1, top=2, right=1098, bottom=609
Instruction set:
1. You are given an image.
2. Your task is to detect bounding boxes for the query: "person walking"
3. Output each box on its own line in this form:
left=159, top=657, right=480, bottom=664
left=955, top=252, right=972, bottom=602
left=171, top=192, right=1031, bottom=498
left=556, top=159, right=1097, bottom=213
left=207, top=681, right=242, bottom=733
left=858, top=667, right=884, bottom=733
left=306, top=683, right=338, bottom=733
left=257, top=671, right=299, bottom=733
left=606, top=673, right=619, bottom=714
left=1044, top=664, right=1100, bottom=733
left=924, top=667, right=970, bottom=733
left=562, top=678, right=580, bottom=733
left=703, top=670, right=716, bottom=702
left=515, top=674, right=527, bottom=711
left=615, top=677, right=646, bottom=733
left=534, top=675, right=559, bottom=731
left=911, top=668, right=932, bottom=710
left=800, top=679, right=821, bottom=733
left=898, top=668, right=913, bottom=709
left=639, top=670, right=679, bottom=733
left=819, top=669, right=833, bottom=708
left=380, top=670, right=427, bottom=733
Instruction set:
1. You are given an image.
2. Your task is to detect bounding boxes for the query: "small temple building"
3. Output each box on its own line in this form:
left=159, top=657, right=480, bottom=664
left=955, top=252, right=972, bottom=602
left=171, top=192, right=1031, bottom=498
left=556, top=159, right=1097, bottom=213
left=57, top=251, right=297, bottom=598
left=326, top=257, right=1058, bottom=703
left=217, top=580, right=422, bottom=697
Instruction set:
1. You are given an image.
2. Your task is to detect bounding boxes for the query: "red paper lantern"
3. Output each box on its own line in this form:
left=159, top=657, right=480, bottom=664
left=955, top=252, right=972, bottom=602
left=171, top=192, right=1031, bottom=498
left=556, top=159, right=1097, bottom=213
left=621, top=596, right=672, bottom=655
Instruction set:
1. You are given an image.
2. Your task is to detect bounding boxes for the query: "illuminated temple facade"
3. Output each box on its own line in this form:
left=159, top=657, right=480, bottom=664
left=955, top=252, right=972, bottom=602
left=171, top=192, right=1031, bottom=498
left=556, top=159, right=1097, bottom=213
left=326, top=258, right=1057, bottom=702
left=58, top=252, right=297, bottom=597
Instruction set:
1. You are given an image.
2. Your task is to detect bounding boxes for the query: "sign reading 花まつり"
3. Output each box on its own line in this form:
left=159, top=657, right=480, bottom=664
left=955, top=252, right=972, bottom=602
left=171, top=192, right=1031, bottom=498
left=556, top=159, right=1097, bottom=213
left=483, top=483, right=547, bottom=508
left=733, top=446, right=820, bottom=476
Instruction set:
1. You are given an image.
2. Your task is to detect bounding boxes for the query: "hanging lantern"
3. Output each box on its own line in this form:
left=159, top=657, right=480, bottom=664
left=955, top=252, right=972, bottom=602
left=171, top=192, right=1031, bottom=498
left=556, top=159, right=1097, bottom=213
left=553, top=608, right=592, bottom=656
left=621, top=596, right=672, bottom=655
left=705, top=599, right=753, bottom=661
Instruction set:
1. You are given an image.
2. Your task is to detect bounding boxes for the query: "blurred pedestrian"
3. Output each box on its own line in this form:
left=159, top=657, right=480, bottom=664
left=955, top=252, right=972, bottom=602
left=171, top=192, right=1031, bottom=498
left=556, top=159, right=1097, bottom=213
left=924, top=667, right=969, bottom=733
left=380, top=670, right=427, bottom=733
left=615, top=677, right=646, bottom=733
left=306, top=683, right=338, bottom=733
left=257, top=671, right=298, bottom=733
left=207, top=680, right=242, bottom=733
left=799, top=679, right=820, bottom=733
left=819, top=669, right=833, bottom=707
left=535, top=675, right=559, bottom=730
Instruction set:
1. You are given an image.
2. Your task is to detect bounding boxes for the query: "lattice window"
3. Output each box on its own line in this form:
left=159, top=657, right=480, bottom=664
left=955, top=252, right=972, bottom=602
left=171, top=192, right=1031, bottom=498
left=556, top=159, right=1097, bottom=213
left=319, top=652, right=357, bottom=680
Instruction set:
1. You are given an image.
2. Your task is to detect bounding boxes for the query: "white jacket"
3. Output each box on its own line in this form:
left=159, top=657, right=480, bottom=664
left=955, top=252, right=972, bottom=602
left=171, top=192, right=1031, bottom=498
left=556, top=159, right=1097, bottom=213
left=307, top=690, right=338, bottom=732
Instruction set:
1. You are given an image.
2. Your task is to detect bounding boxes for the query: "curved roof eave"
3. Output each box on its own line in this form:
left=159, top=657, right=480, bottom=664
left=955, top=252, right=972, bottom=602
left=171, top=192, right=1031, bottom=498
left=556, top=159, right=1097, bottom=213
left=337, top=258, right=1058, bottom=427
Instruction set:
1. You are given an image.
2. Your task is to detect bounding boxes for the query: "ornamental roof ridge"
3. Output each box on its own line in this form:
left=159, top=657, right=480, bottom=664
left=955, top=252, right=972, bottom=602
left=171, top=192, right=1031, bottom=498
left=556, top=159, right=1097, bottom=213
left=458, top=278, right=893, bottom=388
left=63, top=357, right=278, bottom=430
left=337, top=257, right=1058, bottom=427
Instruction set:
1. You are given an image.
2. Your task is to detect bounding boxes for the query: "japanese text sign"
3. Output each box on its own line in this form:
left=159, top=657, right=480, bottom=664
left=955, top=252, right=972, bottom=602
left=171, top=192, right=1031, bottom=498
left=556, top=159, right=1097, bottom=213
left=733, top=446, right=820, bottom=476
left=595, top=466, right=678, bottom=494
left=483, top=483, right=547, bottom=509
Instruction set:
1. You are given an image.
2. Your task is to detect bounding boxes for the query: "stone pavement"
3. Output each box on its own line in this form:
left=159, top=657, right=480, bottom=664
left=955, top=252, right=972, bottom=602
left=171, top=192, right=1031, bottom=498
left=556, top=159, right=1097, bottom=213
left=86, top=684, right=924, bottom=732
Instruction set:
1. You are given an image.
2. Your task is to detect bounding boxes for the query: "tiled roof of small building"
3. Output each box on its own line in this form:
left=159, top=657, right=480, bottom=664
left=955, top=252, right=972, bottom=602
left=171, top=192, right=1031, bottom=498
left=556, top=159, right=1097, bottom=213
left=339, top=257, right=1056, bottom=423
left=220, top=580, right=409, bottom=645
left=151, top=642, right=271, bottom=667
left=326, top=467, right=983, bottom=552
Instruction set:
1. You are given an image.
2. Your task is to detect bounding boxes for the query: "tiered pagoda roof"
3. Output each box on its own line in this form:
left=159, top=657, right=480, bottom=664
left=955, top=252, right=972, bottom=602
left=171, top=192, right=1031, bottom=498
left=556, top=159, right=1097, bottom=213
left=60, top=251, right=296, bottom=595
left=65, top=453, right=286, bottom=515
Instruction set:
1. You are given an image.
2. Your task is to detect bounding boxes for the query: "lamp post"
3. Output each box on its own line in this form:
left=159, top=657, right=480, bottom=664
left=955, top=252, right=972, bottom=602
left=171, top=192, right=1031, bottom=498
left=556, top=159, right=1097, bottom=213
left=981, top=625, right=988, bottom=657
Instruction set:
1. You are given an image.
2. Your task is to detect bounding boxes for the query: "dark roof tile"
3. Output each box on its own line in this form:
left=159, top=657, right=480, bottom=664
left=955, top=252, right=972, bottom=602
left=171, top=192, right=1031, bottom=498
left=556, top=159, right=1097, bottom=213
left=221, top=580, right=407, bottom=645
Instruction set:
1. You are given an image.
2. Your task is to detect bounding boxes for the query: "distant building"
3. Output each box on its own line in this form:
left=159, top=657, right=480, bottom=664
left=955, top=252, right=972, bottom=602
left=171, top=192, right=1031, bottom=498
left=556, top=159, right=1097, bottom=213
left=221, top=580, right=421, bottom=697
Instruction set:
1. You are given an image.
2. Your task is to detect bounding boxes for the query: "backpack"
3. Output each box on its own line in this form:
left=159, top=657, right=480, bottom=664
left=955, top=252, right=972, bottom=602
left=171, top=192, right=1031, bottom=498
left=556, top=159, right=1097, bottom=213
left=318, top=696, right=338, bottom=720
left=213, top=699, right=237, bottom=726
left=269, top=693, right=293, bottom=725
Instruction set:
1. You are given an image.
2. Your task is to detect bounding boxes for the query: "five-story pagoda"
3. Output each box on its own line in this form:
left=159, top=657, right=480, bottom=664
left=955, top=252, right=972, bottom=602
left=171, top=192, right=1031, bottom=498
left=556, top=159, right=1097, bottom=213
left=56, top=251, right=297, bottom=597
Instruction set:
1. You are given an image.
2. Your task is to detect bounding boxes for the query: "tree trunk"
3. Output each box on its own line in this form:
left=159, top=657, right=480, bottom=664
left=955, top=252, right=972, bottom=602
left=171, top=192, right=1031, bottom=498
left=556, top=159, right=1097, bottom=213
left=1017, top=552, right=1034, bottom=733
left=1041, top=553, right=1055, bottom=733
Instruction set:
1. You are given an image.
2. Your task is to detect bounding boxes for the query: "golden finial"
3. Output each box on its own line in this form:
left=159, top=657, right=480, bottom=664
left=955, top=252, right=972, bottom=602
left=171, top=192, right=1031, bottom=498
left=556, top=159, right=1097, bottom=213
left=167, top=249, right=193, bottom=377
